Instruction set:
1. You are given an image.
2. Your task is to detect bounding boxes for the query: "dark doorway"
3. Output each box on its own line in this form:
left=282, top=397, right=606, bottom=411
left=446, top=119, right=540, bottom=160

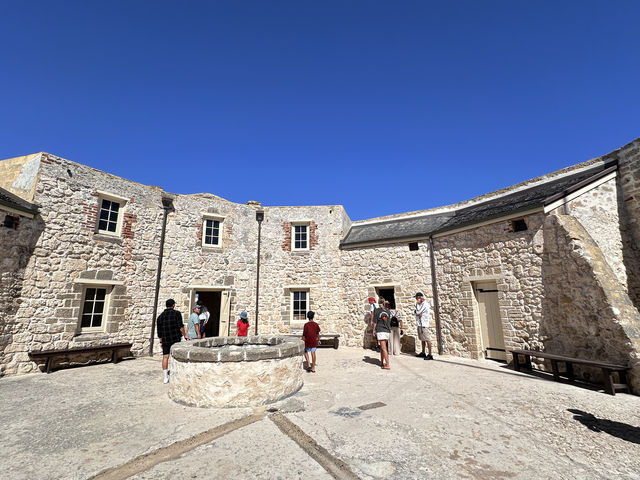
left=375, top=287, right=396, bottom=309
left=196, top=291, right=222, bottom=337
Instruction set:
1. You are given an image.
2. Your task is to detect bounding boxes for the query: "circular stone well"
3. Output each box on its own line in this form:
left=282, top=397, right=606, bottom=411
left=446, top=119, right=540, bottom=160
left=168, top=335, right=304, bottom=408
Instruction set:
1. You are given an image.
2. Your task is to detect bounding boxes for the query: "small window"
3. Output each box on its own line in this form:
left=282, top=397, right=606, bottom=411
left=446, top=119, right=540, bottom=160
left=408, top=242, right=419, bottom=251
left=293, top=224, right=309, bottom=250
left=95, top=191, right=128, bottom=236
left=98, top=199, right=120, bottom=233
left=80, top=287, right=108, bottom=330
left=292, top=290, right=308, bottom=324
left=204, top=218, right=221, bottom=246
left=512, top=219, right=528, bottom=232
left=3, top=215, right=18, bottom=229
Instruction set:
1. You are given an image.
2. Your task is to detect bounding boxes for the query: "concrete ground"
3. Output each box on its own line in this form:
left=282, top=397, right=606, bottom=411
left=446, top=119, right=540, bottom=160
left=1, top=347, right=639, bottom=480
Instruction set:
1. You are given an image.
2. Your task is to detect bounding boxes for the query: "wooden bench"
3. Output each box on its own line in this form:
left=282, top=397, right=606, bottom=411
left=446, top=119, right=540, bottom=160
left=510, top=349, right=630, bottom=395
left=286, top=333, right=341, bottom=349
left=29, top=342, right=133, bottom=374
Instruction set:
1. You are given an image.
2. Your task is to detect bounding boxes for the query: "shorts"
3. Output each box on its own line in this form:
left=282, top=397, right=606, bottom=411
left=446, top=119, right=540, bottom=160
left=417, top=326, right=431, bottom=342
left=305, top=347, right=317, bottom=353
left=162, top=339, right=178, bottom=355
left=376, top=332, right=390, bottom=341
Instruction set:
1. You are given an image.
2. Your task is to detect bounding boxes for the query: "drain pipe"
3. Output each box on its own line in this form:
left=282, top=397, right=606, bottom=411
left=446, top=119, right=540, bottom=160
left=254, top=210, right=264, bottom=335
left=428, top=235, right=444, bottom=355
left=149, top=196, right=174, bottom=356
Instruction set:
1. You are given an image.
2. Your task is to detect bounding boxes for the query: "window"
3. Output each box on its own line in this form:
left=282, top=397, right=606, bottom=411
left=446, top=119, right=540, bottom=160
left=81, top=287, right=108, bottom=330
left=98, top=199, right=120, bottom=233
left=202, top=214, right=225, bottom=247
left=95, top=191, right=128, bottom=236
left=291, top=290, right=308, bottom=324
left=292, top=224, right=309, bottom=250
left=512, top=219, right=528, bottom=232
left=204, top=218, right=220, bottom=246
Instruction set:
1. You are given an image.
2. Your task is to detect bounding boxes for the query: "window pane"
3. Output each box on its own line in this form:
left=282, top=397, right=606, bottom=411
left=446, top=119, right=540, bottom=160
left=91, top=313, right=103, bottom=328
left=81, top=314, right=92, bottom=328
left=111, top=202, right=120, bottom=212
left=101, top=199, right=110, bottom=210
left=100, top=210, right=109, bottom=220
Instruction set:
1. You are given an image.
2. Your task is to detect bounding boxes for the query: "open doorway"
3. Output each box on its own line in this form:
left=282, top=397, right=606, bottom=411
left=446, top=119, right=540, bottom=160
left=375, top=287, right=396, bottom=309
left=195, top=291, right=222, bottom=337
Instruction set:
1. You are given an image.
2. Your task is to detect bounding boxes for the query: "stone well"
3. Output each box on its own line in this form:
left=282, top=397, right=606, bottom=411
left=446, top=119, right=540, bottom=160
left=168, top=335, right=304, bottom=408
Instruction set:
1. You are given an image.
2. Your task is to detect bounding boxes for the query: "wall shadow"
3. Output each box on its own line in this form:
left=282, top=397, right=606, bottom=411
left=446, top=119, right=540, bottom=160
left=568, top=409, right=640, bottom=445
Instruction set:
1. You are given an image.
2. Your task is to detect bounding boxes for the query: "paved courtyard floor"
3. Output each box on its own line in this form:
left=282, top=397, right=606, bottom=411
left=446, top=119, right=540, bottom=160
left=1, top=347, right=639, bottom=480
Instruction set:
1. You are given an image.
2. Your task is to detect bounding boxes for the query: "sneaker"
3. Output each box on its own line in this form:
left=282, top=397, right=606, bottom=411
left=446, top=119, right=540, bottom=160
left=425, top=354, right=434, bottom=360
left=416, top=352, right=426, bottom=358
left=163, top=376, right=169, bottom=384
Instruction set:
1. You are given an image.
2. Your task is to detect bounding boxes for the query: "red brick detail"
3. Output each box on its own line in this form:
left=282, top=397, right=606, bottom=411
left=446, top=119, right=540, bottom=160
left=282, top=222, right=291, bottom=251
left=308, top=221, right=318, bottom=250
left=122, top=213, right=136, bottom=240
left=82, top=203, right=99, bottom=232
left=196, top=221, right=203, bottom=242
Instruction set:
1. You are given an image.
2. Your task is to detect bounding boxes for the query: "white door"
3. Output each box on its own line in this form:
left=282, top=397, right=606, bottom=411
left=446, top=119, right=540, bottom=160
left=475, top=281, right=506, bottom=361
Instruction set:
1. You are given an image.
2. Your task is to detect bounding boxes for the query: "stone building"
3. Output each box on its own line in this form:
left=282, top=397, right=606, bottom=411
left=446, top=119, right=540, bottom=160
left=1, top=140, right=639, bottom=393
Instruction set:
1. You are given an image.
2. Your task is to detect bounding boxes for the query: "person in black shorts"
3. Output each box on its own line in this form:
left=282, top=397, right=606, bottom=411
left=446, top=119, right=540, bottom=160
left=156, top=298, right=187, bottom=383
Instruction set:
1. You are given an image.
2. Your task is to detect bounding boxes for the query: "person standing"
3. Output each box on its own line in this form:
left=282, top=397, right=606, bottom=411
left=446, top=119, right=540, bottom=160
left=156, top=299, right=187, bottom=384
left=187, top=305, right=201, bottom=339
left=197, top=301, right=210, bottom=338
left=373, top=302, right=391, bottom=370
left=387, top=301, right=404, bottom=356
left=302, top=310, right=321, bottom=373
left=414, top=292, right=433, bottom=360
left=236, top=311, right=250, bottom=336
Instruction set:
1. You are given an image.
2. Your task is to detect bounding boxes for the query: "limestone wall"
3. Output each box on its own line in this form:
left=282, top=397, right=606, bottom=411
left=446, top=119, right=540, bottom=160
left=541, top=214, right=640, bottom=392
left=562, top=177, right=627, bottom=289
left=616, top=140, right=640, bottom=308
left=1, top=154, right=166, bottom=375
left=340, top=240, right=432, bottom=349
left=433, top=214, right=546, bottom=358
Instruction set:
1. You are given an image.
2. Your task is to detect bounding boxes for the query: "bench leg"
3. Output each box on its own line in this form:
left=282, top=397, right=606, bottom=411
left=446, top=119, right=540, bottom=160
left=334, top=338, right=339, bottom=349
left=564, top=362, right=575, bottom=382
left=111, top=349, right=119, bottom=364
left=602, top=369, right=616, bottom=396
left=551, top=360, right=560, bottom=382
left=45, top=356, right=52, bottom=374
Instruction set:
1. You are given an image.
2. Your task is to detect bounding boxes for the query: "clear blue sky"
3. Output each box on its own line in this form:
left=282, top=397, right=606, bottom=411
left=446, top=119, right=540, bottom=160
left=1, top=1, right=639, bottom=221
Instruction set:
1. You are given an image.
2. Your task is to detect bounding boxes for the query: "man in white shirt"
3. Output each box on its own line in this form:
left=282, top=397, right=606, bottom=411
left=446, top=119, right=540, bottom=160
left=414, top=292, right=433, bottom=360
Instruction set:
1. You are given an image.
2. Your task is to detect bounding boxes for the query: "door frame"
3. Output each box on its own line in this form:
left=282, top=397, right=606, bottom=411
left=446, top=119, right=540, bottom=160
left=473, top=280, right=506, bottom=361
left=189, top=285, right=232, bottom=337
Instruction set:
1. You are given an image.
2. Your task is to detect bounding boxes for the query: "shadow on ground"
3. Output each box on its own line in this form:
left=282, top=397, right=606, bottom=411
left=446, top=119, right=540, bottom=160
left=569, top=409, right=640, bottom=444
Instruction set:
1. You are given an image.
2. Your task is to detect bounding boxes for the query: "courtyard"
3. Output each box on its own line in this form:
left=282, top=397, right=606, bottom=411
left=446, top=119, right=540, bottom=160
left=1, top=347, right=638, bottom=480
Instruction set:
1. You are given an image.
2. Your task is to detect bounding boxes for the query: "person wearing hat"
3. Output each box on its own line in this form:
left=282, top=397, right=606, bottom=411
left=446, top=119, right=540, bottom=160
left=186, top=305, right=202, bottom=340
left=302, top=311, right=320, bottom=372
left=236, top=311, right=250, bottom=337
left=414, top=292, right=433, bottom=360
left=156, top=299, right=187, bottom=384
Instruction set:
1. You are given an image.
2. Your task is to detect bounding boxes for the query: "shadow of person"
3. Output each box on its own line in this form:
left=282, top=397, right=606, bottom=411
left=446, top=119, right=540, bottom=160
left=362, top=355, right=381, bottom=367
left=568, top=409, right=640, bottom=445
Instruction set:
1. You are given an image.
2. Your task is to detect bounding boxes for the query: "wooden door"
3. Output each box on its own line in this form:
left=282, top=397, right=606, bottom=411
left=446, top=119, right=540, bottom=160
left=219, top=290, right=231, bottom=337
left=475, top=281, right=506, bottom=361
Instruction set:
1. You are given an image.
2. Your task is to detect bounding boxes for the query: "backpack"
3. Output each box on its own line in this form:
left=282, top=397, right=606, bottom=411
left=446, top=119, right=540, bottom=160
left=390, top=311, right=399, bottom=328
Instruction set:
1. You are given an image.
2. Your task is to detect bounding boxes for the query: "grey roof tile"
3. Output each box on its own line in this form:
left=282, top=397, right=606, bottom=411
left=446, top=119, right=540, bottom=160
left=341, top=162, right=612, bottom=247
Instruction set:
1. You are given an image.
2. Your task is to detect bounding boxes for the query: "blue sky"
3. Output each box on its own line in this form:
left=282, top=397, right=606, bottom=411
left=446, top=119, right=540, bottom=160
left=1, top=1, right=639, bottom=221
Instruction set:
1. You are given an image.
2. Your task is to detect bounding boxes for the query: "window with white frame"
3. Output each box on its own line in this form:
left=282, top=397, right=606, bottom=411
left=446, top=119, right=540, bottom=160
left=80, top=287, right=109, bottom=331
left=291, top=290, right=309, bottom=325
left=292, top=223, right=309, bottom=250
left=96, top=191, right=128, bottom=236
left=202, top=215, right=224, bottom=247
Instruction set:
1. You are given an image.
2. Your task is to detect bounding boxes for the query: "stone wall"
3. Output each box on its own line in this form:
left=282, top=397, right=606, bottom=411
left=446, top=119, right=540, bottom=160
left=432, top=214, right=546, bottom=358
left=541, top=214, right=640, bottom=392
left=562, top=177, right=627, bottom=289
left=1, top=154, right=166, bottom=375
left=616, top=140, right=640, bottom=309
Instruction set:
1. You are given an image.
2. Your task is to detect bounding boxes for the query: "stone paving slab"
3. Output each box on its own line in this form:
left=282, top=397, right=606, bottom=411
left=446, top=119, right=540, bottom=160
left=1, top=348, right=639, bottom=479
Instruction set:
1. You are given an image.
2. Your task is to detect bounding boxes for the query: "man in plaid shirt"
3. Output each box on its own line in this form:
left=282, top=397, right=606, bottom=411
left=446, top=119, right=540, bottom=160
left=156, top=299, right=186, bottom=383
